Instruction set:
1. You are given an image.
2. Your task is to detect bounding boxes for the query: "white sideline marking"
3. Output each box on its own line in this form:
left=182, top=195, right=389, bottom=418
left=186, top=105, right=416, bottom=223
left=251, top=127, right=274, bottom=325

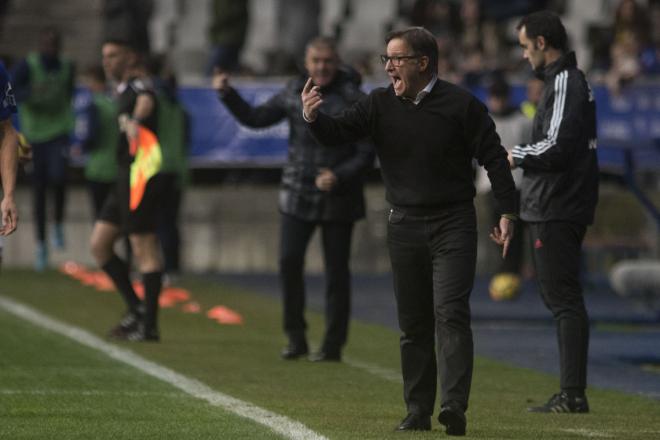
left=0, top=389, right=187, bottom=398
left=0, top=295, right=327, bottom=440
left=343, top=357, right=402, bottom=383
left=560, top=428, right=614, bottom=438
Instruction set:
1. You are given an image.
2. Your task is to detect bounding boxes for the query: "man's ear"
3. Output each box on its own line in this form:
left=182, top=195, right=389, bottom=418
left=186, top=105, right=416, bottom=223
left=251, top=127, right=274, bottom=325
left=536, top=36, right=547, bottom=51
left=418, top=55, right=429, bottom=73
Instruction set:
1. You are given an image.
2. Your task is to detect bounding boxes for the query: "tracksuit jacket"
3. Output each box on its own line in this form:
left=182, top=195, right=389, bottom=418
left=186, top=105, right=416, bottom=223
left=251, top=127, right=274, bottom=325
left=512, top=51, right=599, bottom=225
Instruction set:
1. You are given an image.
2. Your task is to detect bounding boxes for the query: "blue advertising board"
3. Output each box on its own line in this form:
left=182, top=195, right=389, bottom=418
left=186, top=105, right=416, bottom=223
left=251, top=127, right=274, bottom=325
left=180, top=85, right=289, bottom=167
left=74, top=81, right=660, bottom=171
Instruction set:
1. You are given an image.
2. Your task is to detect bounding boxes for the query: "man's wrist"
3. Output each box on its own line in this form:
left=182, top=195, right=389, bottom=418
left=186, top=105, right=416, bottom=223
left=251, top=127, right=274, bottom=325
left=302, top=110, right=316, bottom=123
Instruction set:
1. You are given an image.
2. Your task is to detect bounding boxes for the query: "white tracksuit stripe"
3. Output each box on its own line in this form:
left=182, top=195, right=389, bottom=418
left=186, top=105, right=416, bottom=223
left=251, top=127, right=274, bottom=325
left=512, top=71, right=568, bottom=159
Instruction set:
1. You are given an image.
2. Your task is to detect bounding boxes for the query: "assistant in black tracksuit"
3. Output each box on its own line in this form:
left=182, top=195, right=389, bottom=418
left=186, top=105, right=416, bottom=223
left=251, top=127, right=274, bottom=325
left=511, top=51, right=599, bottom=396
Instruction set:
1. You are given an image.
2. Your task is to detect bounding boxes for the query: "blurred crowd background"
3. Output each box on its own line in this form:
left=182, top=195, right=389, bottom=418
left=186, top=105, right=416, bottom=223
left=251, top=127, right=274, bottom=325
left=0, top=0, right=657, bottom=91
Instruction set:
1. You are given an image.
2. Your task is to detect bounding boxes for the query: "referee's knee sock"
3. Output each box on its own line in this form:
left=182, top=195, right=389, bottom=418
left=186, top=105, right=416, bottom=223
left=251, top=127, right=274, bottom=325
left=102, top=254, right=140, bottom=311
left=142, top=271, right=162, bottom=333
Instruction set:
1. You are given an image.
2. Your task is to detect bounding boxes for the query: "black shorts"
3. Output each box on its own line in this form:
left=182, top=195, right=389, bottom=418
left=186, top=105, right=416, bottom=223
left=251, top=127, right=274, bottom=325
left=98, top=167, right=167, bottom=234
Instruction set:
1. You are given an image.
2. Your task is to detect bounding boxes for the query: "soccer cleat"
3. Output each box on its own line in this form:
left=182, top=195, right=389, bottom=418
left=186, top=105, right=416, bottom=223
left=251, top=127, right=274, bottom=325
left=112, top=322, right=160, bottom=342
left=528, top=391, right=589, bottom=413
left=108, top=308, right=143, bottom=338
left=280, top=343, right=309, bottom=360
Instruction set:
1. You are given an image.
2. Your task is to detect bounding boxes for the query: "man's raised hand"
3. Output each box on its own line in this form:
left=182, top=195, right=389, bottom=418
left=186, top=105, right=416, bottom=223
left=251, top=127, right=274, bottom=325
left=301, top=77, right=323, bottom=122
left=212, top=67, right=230, bottom=93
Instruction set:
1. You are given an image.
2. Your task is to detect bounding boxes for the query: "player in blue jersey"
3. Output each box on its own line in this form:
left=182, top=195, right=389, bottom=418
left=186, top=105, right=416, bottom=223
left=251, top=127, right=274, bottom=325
left=0, top=62, right=19, bottom=239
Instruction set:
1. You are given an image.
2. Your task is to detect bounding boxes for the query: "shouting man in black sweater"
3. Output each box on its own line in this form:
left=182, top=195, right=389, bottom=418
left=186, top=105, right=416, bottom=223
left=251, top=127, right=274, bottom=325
left=302, top=27, right=516, bottom=436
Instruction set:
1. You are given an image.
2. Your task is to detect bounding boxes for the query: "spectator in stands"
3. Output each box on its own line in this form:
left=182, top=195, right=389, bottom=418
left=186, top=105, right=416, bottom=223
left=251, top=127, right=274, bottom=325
left=478, top=76, right=532, bottom=298
left=102, top=0, right=154, bottom=55
left=0, top=0, right=10, bottom=39
left=605, top=0, right=651, bottom=94
left=214, top=37, right=373, bottom=362
left=613, top=0, right=650, bottom=48
left=208, top=0, right=249, bottom=74
left=75, top=65, right=120, bottom=219
left=455, top=0, right=508, bottom=86
left=409, top=0, right=459, bottom=39
left=12, top=27, right=74, bottom=271
left=639, top=1, right=660, bottom=75
left=272, top=0, right=321, bottom=75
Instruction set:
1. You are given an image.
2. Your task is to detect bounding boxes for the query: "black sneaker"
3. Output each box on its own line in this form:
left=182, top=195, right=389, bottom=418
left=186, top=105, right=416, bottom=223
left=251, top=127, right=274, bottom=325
left=108, top=308, right=143, bottom=338
left=280, top=342, right=309, bottom=360
left=113, top=322, right=160, bottom=342
left=528, top=391, right=589, bottom=413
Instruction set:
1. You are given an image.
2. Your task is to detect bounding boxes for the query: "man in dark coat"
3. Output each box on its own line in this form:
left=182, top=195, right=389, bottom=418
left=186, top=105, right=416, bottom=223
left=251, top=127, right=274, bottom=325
left=214, top=36, right=374, bottom=362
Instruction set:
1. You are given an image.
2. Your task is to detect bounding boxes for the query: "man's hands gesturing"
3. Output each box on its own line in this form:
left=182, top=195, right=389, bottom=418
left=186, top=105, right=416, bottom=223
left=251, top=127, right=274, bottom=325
left=301, top=78, right=323, bottom=122
left=489, top=216, right=515, bottom=259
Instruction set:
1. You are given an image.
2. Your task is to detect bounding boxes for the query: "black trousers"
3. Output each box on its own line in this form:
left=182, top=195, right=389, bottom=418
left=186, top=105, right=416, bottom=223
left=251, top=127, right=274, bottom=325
left=31, top=136, right=69, bottom=242
left=529, top=221, right=589, bottom=393
left=279, top=213, right=354, bottom=354
left=387, top=202, right=477, bottom=416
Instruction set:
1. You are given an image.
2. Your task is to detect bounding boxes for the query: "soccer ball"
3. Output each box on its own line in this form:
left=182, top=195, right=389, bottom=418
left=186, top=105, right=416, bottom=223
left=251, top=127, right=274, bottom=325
left=489, top=272, right=522, bottom=301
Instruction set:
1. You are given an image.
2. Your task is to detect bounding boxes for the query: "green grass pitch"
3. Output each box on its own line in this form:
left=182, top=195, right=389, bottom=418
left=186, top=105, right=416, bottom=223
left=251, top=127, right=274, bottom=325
left=0, top=269, right=659, bottom=439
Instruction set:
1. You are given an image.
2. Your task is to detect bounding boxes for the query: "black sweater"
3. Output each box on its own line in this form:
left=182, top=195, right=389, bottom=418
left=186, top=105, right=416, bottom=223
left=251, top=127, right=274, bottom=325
left=309, top=79, right=516, bottom=214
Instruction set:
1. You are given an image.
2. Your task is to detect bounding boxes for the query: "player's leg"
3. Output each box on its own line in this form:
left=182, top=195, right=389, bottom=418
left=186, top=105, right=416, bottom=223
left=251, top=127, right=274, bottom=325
left=129, top=232, right=162, bottom=341
left=92, top=190, right=142, bottom=336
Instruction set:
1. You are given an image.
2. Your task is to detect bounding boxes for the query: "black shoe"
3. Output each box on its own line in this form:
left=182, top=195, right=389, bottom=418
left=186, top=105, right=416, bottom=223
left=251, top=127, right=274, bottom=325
left=108, top=308, right=143, bottom=338
left=308, top=351, right=341, bottom=362
left=438, top=403, right=467, bottom=436
left=111, top=323, right=160, bottom=342
left=396, top=413, right=431, bottom=431
left=528, top=391, right=589, bottom=413
left=280, top=343, right=308, bottom=360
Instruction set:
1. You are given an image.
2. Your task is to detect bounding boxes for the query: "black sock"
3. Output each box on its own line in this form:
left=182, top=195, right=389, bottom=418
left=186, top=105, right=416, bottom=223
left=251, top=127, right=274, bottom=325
left=142, top=271, right=162, bottom=334
left=102, top=255, right=140, bottom=310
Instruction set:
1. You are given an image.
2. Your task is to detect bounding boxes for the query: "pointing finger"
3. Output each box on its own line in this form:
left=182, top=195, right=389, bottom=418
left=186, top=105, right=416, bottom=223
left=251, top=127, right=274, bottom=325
left=303, top=77, right=314, bottom=94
